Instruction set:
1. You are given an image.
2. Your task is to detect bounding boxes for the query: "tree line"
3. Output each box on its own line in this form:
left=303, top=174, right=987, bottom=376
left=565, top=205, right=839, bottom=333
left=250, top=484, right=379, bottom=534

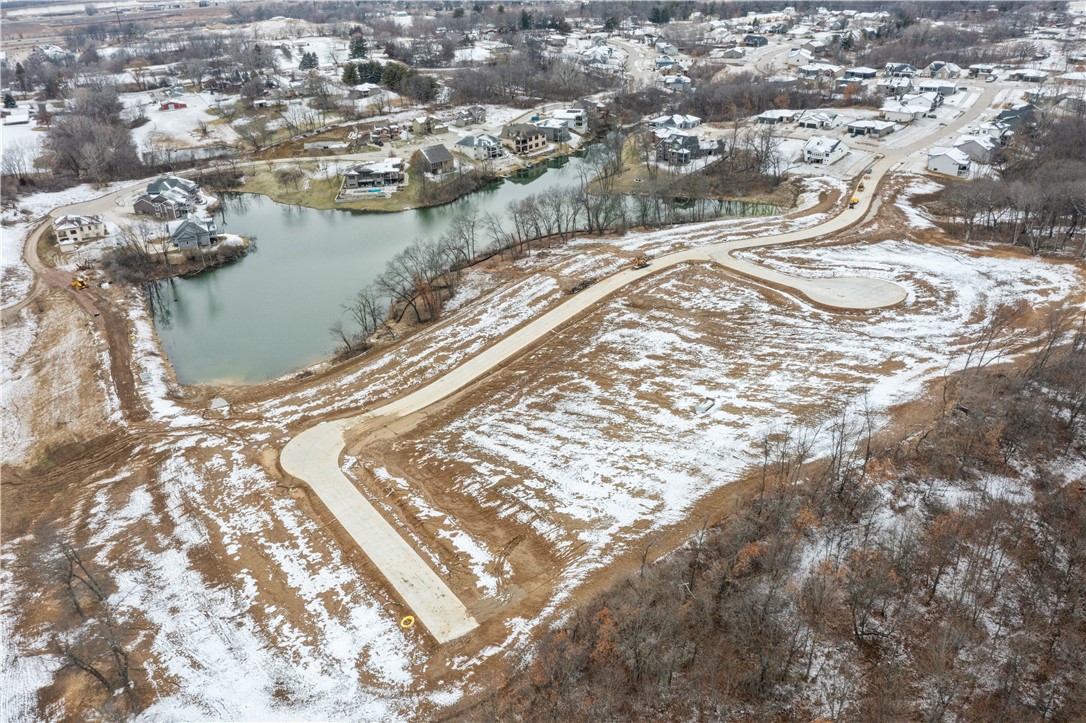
left=935, top=113, right=1086, bottom=256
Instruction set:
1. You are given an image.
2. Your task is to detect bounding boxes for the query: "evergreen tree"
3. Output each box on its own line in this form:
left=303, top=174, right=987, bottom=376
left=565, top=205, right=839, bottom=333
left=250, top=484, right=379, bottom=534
left=299, top=51, right=318, bottom=70
left=3, top=93, right=16, bottom=109
left=15, top=62, right=27, bottom=93
left=341, top=62, right=359, bottom=85
left=356, top=60, right=384, bottom=84
left=519, top=9, right=532, bottom=30
left=349, top=35, right=368, bottom=59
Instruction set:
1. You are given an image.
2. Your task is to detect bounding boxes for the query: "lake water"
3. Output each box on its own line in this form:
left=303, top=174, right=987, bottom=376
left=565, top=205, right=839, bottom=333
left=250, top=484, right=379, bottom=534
left=151, top=154, right=779, bottom=385
left=151, top=155, right=598, bottom=384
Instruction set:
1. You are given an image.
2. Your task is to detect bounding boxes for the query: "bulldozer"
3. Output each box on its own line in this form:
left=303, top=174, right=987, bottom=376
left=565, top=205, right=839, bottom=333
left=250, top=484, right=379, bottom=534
left=631, top=256, right=651, bottom=270
left=70, top=277, right=88, bottom=290
left=848, top=196, right=859, bottom=209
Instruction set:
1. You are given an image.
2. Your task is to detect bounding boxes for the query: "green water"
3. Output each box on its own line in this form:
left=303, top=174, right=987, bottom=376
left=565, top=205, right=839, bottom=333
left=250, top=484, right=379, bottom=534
left=150, top=155, right=779, bottom=385
left=150, top=156, right=596, bottom=384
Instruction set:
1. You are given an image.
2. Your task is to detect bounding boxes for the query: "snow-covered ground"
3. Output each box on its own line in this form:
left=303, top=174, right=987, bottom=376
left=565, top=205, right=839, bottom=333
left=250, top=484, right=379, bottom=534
left=404, top=236, right=1081, bottom=645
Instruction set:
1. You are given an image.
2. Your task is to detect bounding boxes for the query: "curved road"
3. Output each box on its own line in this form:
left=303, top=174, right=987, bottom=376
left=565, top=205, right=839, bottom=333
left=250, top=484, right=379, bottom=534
left=279, top=84, right=999, bottom=643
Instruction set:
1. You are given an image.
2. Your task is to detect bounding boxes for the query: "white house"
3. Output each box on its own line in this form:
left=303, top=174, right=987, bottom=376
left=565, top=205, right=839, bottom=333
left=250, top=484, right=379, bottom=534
left=785, top=48, right=816, bottom=66
left=917, top=78, right=958, bottom=95
left=844, top=66, right=878, bottom=80
left=553, top=108, right=588, bottom=130
left=797, top=111, right=838, bottom=129
left=876, top=77, right=912, bottom=95
left=927, top=146, right=971, bottom=177
left=847, top=119, right=896, bottom=137
left=53, top=215, right=107, bottom=252
left=455, top=133, right=504, bottom=160
left=802, top=135, right=848, bottom=165
left=663, top=74, right=693, bottom=91
left=756, top=109, right=800, bottom=124
left=649, top=113, right=701, bottom=129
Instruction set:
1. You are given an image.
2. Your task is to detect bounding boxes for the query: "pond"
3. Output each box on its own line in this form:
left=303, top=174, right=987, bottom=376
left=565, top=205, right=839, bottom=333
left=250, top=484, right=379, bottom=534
left=150, top=153, right=779, bottom=385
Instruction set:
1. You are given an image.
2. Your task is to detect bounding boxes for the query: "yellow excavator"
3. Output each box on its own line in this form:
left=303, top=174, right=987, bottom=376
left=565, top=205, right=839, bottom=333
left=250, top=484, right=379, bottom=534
left=70, top=276, right=88, bottom=290
left=632, top=256, right=651, bottom=270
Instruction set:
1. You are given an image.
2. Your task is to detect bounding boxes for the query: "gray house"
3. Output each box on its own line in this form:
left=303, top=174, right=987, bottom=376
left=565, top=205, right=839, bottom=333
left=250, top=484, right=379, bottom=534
left=168, top=215, right=217, bottom=250
left=416, top=144, right=455, bottom=175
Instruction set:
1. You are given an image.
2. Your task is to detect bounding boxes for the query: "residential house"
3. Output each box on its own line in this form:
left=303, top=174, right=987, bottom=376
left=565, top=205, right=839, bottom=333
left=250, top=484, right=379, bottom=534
left=655, top=129, right=718, bottom=165
left=649, top=113, right=701, bottom=130
left=798, top=63, right=844, bottom=80
left=553, top=108, right=588, bottom=130
left=663, top=74, right=693, bottom=91
left=971, top=120, right=1014, bottom=145
left=880, top=92, right=940, bottom=122
left=797, top=111, right=838, bottom=129
left=786, top=48, right=816, bottom=66
left=917, top=78, right=957, bottom=95
left=1009, top=69, right=1048, bottom=83
left=714, top=46, right=746, bottom=60
left=53, top=214, right=107, bottom=252
left=369, top=125, right=402, bottom=143
left=743, top=34, right=769, bottom=47
left=967, top=63, right=998, bottom=78
left=876, top=76, right=912, bottom=95
left=147, top=176, right=198, bottom=199
left=168, top=215, right=218, bottom=250
left=927, top=146, right=971, bottom=177
left=884, top=62, right=919, bottom=77
left=802, top=135, right=848, bottom=165
left=656, top=41, right=679, bottom=56
left=357, top=82, right=383, bottom=98
left=455, top=134, right=504, bottom=160
left=415, top=144, right=455, bottom=175
left=343, top=158, right=405, bottom=189
left=411, top=115, right=448, bottom=135
left=452, top=105, right=487, bottom=127
left=847, top=119, right=896, bottom=137
left=655, top=55, right=677, bottom=70
left=953, top=135, right=998, bottom=164
left=534, top=118, right=571, bottom=142
left=160, top=100, right=187, bottom=110
left=924, top=61, right=963, bottom=78
left=997, top=103, right=1035, bottom=129
left=500, top=123, right=547, bottom=154
left=756, top=109, right=800, bottom=124
left=844, top=66, right=878, bottom=80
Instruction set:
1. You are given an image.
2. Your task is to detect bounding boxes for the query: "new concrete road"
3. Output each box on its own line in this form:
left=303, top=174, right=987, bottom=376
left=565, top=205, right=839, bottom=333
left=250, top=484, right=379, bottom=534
left=279, top=83, right=1000, bottom=643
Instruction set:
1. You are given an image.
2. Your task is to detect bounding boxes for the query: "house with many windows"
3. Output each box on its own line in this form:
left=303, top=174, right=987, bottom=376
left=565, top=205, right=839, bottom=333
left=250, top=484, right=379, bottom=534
left=343, top=158, right=405, bottom=189
left=455, top=134, right=504, bottom=160
left=500, top=124, right=548, bottom=155
left=53, top=215, right=107, bottom=253
left=802, top=136, right=848, bottom=165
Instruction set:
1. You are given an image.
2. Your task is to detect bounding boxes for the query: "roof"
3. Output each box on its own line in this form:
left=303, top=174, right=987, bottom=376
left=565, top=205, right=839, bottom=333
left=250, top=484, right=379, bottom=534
left=147, top=176, right=197, bottom=196
left=53, top=214, right=104, bottom=231
left=455, top=134, right=501, bottom=148
left=803, top=135, right=844, bottom=154
left=419, top=144, right=454, bottom=164
left=167, top=215, right=215, bottom=236
left=502, top=123, right=545, bottom=139
left=349, top=157, right=404, bottom=174
left=928, top=146, right=971, bottom=165
left=650, top=113, right=701, bottom=126
left=955, top=135, right=997, bottom=150
left=757, top=109, right=799, bottom=120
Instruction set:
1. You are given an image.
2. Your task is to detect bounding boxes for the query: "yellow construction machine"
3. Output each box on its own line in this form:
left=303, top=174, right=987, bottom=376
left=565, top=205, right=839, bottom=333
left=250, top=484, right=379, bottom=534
left=632, top=256, right=651, bottom=270
left=70, top=277, right=88, bottom=290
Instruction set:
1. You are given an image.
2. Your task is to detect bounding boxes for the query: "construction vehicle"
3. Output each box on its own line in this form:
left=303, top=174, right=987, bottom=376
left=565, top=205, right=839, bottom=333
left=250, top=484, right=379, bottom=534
left=632, top=256, right=651, bottom=270
left=849, top=197, right=859, bottom=209
left=70, top=277, right=88, bottom=290
left=858, top=182, right=865, bottom=192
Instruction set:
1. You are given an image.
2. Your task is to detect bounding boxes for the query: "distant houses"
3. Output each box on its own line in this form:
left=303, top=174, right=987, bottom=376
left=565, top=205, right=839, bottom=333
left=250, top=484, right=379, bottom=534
left=452, top=105, right=487, bottom=127
left=655, top=129, right=719, bottom=166
left=756, top=109, right=800, bottom=125
left=53, top=214, right=107, bottom=253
